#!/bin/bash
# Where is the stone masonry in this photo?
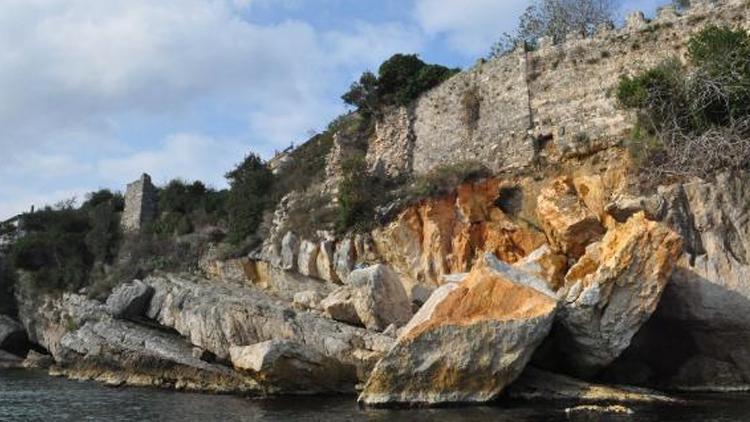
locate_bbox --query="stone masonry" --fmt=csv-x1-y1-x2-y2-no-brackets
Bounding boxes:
121,173,158,233
366,0,749,176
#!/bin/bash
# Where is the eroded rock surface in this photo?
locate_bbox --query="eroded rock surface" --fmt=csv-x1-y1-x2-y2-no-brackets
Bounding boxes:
537,176,605,259
0,315,29,356
144,274,394,382
106,280,154,319
229,339,355,393
554,213,682,375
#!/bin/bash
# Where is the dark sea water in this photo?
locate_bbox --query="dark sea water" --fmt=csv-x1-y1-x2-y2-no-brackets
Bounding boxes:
1,369,750,422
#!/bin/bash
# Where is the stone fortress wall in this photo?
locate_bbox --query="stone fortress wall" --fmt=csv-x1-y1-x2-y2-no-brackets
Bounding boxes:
367,0,750,178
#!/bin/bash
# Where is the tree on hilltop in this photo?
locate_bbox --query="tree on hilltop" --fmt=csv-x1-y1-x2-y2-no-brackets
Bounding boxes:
489,0,614,58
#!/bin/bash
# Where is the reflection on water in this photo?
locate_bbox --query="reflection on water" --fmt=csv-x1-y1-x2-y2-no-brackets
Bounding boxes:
1,369,749,421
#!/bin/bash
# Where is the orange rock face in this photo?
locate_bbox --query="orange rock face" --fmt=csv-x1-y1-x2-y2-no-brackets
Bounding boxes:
537,176,605,259
372,178,546,289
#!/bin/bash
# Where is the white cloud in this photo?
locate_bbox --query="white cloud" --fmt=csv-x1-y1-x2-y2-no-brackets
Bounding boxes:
0,0,423,219
413,0,529,56
96,133,248,189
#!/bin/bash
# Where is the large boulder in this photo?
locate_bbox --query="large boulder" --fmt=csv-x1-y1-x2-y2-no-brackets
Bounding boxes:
0,315,29,356
552,213,682,376
358,253,558,406
280,232,299,271
321,287,362,326
537,176,605,259
333,237,355,282
315,240,339,283
297,240,319,278
22,350,54,369
229,340,355,393
106,280,154,319
292,290,324,311
347,265,412,331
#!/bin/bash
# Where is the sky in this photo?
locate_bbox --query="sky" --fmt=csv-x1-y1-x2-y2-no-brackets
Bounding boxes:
0,0,665,220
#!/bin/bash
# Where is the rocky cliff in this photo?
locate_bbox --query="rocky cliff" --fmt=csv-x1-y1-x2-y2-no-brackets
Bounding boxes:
2,0,750,409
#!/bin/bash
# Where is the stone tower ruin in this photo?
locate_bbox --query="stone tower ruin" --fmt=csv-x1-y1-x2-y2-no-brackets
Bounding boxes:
121,173,158,233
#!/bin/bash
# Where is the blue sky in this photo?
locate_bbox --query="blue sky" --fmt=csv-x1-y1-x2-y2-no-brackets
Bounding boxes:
0,0,664,219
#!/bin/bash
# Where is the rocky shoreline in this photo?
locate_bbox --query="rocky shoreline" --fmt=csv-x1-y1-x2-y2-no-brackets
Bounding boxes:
0,166,742,406
1,0,750,410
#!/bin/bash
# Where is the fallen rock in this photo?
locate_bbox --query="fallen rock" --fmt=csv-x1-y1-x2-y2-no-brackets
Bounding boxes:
280,232,300,271
22,350,54,369
316,240,339,283
537,176,605,259
358,253,558,406
605,174,750,390
507,367,675,403
0,315,29,356
321,287,362,326
297,240,319,278
605,192,665,223
106,280,154,319
347,265,412,331
293,290,324,311
555,213,683,375
229,340,355,393
333,237,355,282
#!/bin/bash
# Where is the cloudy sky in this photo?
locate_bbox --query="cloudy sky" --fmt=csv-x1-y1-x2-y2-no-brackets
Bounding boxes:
0,0,664,219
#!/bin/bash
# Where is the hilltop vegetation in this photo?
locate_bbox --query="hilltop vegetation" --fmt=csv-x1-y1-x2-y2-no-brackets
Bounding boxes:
618,25,750,179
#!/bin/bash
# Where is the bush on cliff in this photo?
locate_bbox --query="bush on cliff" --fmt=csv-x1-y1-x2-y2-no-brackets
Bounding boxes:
617,25,750,179
342,54,459,117
11,205,94,291
154,179,228,236
336,154,375,233
0,258,17,316
226,153,274,245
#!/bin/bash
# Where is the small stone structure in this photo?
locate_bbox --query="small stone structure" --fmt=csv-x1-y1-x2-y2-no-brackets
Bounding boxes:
121,173,158,233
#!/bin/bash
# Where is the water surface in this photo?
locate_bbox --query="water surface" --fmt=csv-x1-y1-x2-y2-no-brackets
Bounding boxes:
1,369,749,421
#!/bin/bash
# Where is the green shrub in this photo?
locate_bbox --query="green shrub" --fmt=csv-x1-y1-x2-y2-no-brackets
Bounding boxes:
617,59,686,112
617,26,750,178
0,258,17,316
342,54,459,116
225,153,274,244
336,154,374,233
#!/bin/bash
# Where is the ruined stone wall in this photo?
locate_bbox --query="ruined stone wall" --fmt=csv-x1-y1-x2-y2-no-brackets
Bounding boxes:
412,51,532,174
371,0,750,176
366,107,414,180
121,173,158,233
